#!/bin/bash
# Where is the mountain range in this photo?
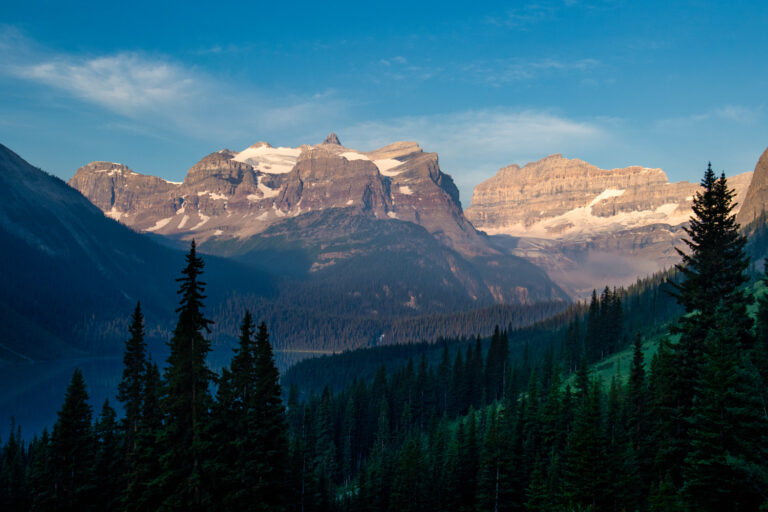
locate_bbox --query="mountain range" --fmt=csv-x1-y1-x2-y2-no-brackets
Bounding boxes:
69,133,566,310
3,134,767,361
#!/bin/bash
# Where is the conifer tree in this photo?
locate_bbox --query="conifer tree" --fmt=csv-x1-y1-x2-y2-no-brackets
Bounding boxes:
50,369,96,511
526,454,549,512
753,262,768,390
666,166,753,486
124,360,164,512
93,400,123,511
208,312,254,508
476,409,501,511
585,290,601,362
251,321,290,511
670,166,751,405
672,166,750,332
625,333,651,503
563,378,607,510
118,301,147,457
0,421,29,512
389,437,427,512
485,327,509,403
156,240,215,509
682,309,768,510
28,429,54,511
562,317,581,374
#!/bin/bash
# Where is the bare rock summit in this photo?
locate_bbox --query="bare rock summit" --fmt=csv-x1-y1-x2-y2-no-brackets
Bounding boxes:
323,132,342,145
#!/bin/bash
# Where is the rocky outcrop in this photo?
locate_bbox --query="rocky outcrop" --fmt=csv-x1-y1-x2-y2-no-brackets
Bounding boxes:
736,147,768,227
69,161,179,222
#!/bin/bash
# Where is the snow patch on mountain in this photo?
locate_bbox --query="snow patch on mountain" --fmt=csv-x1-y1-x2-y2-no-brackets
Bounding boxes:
340,151,369,161
257,177,280,198
481,201,692,239
197,191,228,200
105,207,124,221
588,188,625,206
233,145,301,174
375,158,404,176
145,217,172,232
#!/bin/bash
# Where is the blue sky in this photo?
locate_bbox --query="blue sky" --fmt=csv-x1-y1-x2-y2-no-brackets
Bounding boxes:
1,0,767,205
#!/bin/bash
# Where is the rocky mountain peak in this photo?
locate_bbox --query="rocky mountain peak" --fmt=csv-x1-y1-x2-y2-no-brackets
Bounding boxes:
248,141,273,149
466,155,753,239
323,133,342,145
68,136,491,260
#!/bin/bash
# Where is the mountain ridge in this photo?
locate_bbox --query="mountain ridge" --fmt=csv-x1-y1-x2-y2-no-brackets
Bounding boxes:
69,135,567,311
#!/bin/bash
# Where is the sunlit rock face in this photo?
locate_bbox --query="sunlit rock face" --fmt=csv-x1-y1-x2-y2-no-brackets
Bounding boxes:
69,136,482,254
466,154,751,238
737,147,768,227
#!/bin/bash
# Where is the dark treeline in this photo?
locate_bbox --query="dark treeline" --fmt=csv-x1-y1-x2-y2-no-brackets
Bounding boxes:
2,166,767,511
210,297,568,352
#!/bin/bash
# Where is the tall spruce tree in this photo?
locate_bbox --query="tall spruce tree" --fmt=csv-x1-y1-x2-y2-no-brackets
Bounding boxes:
672,166,750,329
28,429,54,511
124,360,164,512
157,240,215,510
208,311,255,508
251,321,290,511
93,400,123,511
625,333,651,504
682,305,768,509
664,165,752,486
50,369,96,511
118,301,147,458
0,421,29,512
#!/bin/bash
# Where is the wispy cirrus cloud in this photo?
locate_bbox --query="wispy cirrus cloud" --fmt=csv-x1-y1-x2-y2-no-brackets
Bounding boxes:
485,3,560,28
656,104,764,129
464,57,600,85
12,53,200,116
0,27,348,142
371,54,598,86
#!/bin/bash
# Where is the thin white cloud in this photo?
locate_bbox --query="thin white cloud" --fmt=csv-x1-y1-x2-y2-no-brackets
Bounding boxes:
465,57,600,85
0,28,348,142
13,53,199,115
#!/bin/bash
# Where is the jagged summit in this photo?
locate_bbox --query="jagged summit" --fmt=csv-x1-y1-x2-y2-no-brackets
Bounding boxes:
323,133,342,145
248,141,273,149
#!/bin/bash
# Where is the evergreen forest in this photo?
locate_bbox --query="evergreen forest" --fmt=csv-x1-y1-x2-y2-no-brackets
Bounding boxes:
1,165,767,511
